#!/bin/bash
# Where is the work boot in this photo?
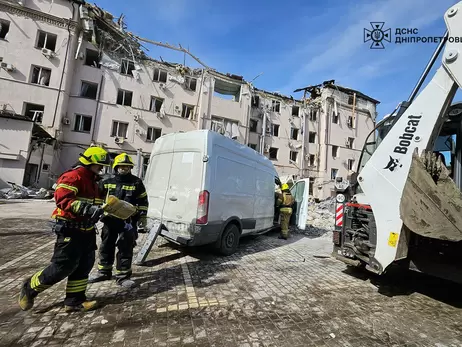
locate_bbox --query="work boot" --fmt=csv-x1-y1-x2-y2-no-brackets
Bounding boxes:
278,235,288,240
18,279,35,311
88,272,112,283
116,278,136,289
64,300,98,313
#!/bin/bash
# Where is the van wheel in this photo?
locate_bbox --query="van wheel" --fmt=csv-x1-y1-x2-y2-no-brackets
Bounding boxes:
217,224,240,256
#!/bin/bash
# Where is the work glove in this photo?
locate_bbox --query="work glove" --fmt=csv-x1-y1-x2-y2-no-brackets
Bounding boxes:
82,204,104,224
137,215,147,233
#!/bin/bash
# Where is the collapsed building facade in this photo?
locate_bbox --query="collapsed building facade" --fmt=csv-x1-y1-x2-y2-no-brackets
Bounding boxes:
0,0,379,200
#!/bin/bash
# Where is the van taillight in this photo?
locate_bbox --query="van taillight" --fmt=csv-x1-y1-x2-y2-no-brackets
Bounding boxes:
196,190,209,224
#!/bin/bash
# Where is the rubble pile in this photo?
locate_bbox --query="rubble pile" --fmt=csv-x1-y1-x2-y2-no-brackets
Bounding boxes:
0,183,54,200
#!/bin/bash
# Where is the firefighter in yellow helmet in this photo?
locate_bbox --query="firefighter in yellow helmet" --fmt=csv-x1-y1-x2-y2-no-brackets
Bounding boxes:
279,183,294,240
90,153,149,288
19,146,110,313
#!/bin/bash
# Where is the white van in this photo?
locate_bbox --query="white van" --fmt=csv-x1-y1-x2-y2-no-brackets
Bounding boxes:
143,130,279,255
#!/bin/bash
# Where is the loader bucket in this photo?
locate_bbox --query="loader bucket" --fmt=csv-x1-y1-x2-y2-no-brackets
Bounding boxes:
102,195,137,220
400,149,462,241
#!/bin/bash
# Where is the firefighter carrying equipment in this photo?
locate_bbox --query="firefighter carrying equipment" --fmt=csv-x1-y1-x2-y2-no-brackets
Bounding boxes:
102,195,137,220
19,161,105,311
78,146,111,167
91,165,149,287
51,165,106,229
112,153,134,169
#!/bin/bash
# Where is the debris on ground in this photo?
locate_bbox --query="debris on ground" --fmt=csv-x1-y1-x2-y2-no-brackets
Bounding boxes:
294,197,336,238
0,182,54,200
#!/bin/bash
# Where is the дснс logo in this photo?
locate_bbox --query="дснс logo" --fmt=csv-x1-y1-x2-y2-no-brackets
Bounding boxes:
364,22,391,49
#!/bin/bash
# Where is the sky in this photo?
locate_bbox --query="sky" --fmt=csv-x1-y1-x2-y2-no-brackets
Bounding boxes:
92,0,461,122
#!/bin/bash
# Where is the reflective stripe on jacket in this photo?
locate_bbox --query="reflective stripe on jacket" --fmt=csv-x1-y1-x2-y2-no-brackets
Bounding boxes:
100,173,149,218
51,166,103,223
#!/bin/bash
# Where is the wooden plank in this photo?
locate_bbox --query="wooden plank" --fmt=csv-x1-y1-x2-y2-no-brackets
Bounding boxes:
134,222,163,265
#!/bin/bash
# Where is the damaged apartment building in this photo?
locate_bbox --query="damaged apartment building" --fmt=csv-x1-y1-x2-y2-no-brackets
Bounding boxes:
0,0,379,199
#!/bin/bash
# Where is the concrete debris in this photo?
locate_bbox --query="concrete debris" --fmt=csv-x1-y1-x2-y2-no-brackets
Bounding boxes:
0,183,54,200
294,197,337,238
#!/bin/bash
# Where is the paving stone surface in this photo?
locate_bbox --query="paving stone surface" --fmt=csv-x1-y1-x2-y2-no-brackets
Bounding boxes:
1,200,462,347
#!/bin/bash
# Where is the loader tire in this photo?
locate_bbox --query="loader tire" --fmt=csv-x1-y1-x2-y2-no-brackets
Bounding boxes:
217,224,240,256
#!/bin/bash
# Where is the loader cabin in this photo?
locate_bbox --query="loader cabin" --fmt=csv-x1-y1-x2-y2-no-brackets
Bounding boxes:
356,102,462,192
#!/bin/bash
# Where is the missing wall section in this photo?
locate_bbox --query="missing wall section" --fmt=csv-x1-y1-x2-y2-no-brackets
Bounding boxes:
214,78,241,101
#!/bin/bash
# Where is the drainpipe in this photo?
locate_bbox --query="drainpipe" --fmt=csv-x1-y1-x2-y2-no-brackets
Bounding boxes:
196,69,205,130
91,73,105,142
51,5,75,129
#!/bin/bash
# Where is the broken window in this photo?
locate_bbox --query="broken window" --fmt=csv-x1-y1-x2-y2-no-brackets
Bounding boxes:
181,103,194,119
249,119,258,132
184,76,197,91
271,100,280,113
347,115,354,128
348,159,355,171
24,103,44,123
36,30,57,51
309,177,315,195
346,137,354,149
292,106,299,116
0,19,10,40
248,143,257,151
210,116,239,139
150,96,163,113
252,95,260,108
42,163,50,171
85,49,100,68
80,81,98,99
272,124,279,137
146,127,162,142
310,109,317,121
111,121,128,138
309,131,316,143
73,114,92,133
290,128,299,140
348,95,356,105
269,147,278,160
117,89,133,106
332,111,339,124
153,67,168,83
309,154,316,166
331,168,338,180
332,145,339,158
290,151,298,162
30,66,51,86
120,59,135,76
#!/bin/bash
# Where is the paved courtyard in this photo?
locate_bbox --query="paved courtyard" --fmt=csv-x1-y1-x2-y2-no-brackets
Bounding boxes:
1,200,462,347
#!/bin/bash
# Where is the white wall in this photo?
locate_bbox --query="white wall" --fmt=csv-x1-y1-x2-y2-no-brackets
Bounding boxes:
0,117,33,188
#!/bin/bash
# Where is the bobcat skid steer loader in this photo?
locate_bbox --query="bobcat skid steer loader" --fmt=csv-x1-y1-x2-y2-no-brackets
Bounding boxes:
333,2,462,284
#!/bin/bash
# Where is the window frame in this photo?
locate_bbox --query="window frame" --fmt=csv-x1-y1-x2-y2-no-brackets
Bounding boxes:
30,65,51,86
116,89,133,107
111,121,129,138
146,126,162,142
35,30,57,51
73,114,92,133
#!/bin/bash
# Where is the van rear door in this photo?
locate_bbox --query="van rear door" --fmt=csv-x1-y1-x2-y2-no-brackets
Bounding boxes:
161,135,205,234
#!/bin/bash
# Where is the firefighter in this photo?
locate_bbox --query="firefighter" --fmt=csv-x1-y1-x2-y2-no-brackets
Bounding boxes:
279,183,295,240
18,146,110,312
89,153,149,288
